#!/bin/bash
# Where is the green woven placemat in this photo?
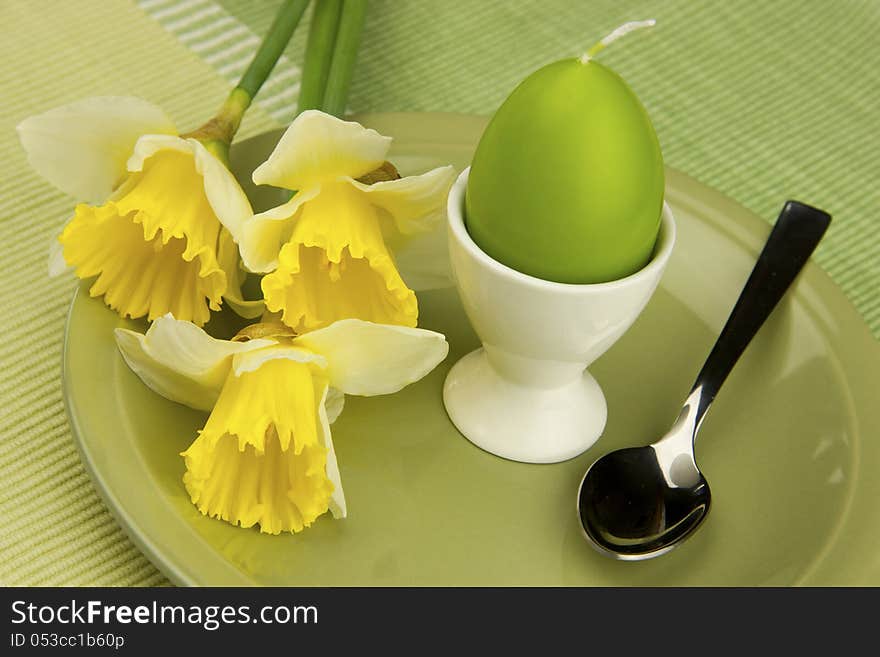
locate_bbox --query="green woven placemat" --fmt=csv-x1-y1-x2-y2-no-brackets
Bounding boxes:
1,0,877,586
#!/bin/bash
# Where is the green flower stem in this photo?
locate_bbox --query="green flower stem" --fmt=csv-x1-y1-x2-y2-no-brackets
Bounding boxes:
186,0,310,160
321,0,368,117
297,0,343,114
236,0,311,102
194,88,251,162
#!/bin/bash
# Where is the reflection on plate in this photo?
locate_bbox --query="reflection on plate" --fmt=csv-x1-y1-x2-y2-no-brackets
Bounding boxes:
64,113,880,586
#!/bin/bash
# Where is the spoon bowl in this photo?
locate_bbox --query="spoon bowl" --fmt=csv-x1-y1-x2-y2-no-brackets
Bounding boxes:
578,446,711,560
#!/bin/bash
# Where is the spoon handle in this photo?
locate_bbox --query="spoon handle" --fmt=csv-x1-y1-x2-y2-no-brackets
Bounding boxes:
690,200,831,424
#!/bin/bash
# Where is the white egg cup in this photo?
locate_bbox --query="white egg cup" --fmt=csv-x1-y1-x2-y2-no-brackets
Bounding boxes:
443,168,676,464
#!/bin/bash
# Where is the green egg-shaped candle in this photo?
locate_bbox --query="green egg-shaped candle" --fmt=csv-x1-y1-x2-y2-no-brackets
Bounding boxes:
466,21,664,284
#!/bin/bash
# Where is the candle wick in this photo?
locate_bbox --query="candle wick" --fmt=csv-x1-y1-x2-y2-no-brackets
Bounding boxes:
579,19,656,64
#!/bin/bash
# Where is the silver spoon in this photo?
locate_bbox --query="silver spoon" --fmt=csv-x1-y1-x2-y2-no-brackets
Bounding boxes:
578,200,831,560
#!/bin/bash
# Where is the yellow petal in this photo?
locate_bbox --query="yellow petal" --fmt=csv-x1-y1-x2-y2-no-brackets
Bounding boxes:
181,357,335,534
262,182,418,332
60,149,227,326
17,96,175,203
252,110,390,190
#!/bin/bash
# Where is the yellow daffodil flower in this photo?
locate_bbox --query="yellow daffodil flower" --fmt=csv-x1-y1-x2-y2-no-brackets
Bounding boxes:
115,314,449,534
18,96,261,326
239,110,456,332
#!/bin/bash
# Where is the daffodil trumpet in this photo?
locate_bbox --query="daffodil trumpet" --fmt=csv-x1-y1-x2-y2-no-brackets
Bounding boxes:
18,0,310,326
239,110,457,333
114,314,449,534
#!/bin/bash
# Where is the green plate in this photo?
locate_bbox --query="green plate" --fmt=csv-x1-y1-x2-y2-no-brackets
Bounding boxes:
63,113,880,586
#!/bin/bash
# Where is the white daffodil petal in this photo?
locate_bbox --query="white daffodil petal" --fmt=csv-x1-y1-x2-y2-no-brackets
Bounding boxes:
188,139,253,242
393,223,454,291
17,96,176,203
294,319,449,396
239,188,318,273
232,345,328,377
47,234,70,277
252,110,391,190
349,165,456,236
217,228,264,319
114,314,274,411
115,329,216,411
325,387,345,424
318,384,346,518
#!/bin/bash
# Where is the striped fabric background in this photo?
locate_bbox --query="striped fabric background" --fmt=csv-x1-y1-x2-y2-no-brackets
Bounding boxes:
141,0,304,124
0,0,877,585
